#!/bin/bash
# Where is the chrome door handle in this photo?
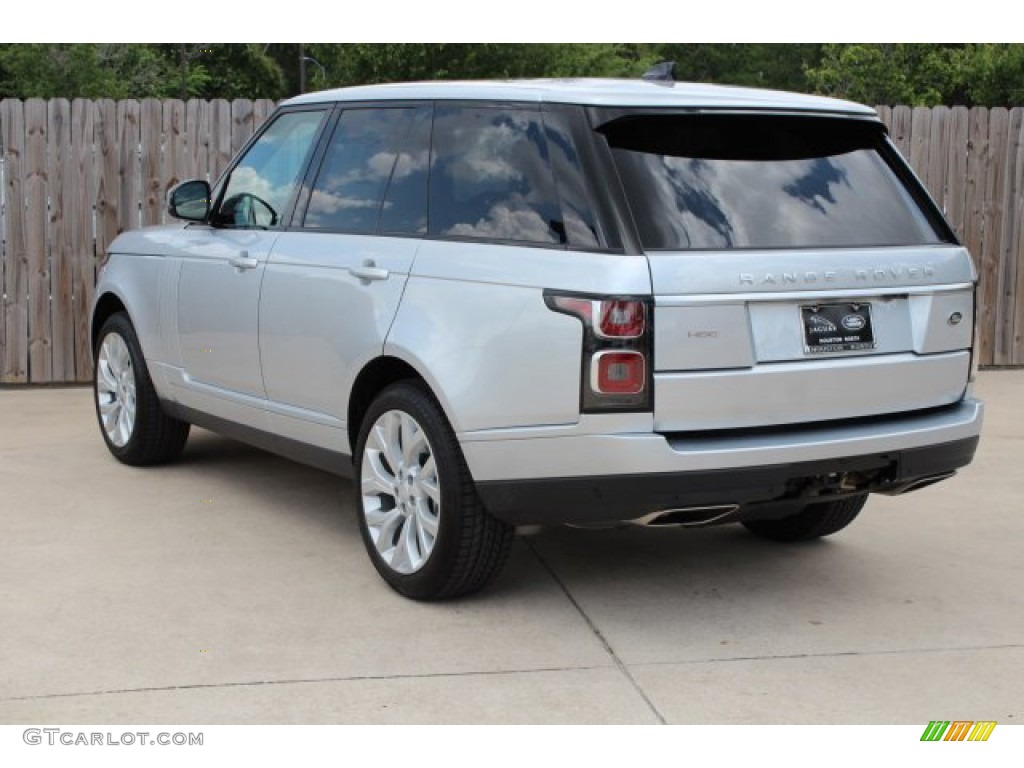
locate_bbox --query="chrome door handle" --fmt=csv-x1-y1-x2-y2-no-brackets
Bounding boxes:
229,253,259,271
349,262,390,282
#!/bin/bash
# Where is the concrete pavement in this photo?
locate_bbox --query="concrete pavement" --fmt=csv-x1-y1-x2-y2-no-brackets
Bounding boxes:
1,372,1021,724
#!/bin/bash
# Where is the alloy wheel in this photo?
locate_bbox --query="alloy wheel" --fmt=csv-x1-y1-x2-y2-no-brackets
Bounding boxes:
360,409,441,574
95,332,137,447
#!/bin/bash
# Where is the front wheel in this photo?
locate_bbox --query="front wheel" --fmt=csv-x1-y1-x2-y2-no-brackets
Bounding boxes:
94,312,190,465
741,494,867,542
354,382,512,600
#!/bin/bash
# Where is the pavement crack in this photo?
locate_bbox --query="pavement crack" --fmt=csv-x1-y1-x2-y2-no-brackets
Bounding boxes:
0,665,612,704
524,538,667,725
631,642,1024,668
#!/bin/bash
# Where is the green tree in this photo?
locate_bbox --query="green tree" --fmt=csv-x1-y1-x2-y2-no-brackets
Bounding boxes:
960,44,1024,105
806,44,963,106
0,43,287,100
652,43,822,91
159,44,286,100
264,43,652,95
0,44,177,98
4,43,1019,105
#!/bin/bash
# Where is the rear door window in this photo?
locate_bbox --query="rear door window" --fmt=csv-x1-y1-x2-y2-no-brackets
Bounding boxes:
378,106,432,235
303,107,421,232
602,114,946,250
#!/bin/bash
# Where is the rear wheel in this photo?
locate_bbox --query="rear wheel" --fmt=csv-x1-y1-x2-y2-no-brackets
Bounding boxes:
355,381,512,600
94,312,190,465
741,494,867,542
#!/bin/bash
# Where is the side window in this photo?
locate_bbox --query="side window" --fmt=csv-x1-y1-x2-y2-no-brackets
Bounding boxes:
542,109,601,249
429,106,565,246
213,110,326,229
378,107,432,235
304,108,419,232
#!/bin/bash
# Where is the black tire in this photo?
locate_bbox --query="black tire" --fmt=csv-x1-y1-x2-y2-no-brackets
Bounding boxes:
741,494,867,542
93,312,190,466
354,381,512,600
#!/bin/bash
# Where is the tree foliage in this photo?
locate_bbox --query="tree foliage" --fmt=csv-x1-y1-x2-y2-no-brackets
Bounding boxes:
806,44,961,106
654,44,823,92
1,43,1022,106
807,43,1024,106
0,44,179,99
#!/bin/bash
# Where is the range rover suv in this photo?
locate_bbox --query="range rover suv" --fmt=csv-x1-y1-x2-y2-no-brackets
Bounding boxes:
90,77,983,599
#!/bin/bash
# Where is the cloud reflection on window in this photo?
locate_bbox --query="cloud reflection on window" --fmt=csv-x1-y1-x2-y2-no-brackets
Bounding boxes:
430,107,563,244
304,108,419,232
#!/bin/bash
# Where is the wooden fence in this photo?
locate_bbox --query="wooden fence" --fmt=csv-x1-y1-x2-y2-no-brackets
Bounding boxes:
877,106,1024,369
0,100,1022,383
0,98,276,383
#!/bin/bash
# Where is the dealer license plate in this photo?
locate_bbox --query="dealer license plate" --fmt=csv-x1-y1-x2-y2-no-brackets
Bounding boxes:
801,303,876,354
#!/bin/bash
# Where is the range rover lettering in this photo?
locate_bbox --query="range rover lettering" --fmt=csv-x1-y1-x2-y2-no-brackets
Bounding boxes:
90,73,983,600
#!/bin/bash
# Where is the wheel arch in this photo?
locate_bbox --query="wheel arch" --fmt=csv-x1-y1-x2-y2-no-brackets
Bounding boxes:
91,291,129,357
347,354,457,455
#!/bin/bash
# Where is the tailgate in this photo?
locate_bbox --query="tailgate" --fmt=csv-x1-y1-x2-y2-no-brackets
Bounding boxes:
649,246,976,431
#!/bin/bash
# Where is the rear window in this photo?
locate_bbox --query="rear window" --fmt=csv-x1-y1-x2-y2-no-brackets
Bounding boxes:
601,114,945,251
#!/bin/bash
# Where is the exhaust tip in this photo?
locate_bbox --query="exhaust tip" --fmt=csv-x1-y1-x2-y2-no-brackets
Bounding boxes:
881,471,957,496
630,504,740,528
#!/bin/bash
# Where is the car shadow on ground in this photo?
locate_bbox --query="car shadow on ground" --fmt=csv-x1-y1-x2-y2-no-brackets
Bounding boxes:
160,430,881,611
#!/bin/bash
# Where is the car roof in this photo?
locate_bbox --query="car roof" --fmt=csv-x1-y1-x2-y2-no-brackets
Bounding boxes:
282,78,877,117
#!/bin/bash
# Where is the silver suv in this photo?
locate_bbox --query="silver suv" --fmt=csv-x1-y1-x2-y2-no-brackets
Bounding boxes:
90,77,983,599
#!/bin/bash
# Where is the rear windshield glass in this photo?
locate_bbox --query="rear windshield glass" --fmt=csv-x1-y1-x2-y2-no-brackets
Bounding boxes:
601,114,944,251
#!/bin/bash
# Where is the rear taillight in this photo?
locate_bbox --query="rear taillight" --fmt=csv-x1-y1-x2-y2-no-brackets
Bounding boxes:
592,351,646,394
597,300,645,339
545,293,652,412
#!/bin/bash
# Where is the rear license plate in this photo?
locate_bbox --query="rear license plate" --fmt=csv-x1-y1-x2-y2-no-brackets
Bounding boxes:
801,303,875,354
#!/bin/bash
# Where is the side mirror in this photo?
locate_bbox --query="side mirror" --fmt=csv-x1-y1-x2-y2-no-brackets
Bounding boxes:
168,180,212,222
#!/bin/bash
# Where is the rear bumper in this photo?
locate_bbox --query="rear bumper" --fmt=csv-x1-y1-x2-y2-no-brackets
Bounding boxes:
466,399,983,525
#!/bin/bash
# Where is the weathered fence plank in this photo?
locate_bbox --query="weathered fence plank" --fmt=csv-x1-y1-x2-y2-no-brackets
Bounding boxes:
185,99,210,184
254,99,276,132
117,100,140,234
945,106,969,237
991,108,1015,366
910,107,932,189
965,108,994,365
982,109,1011,366
94,100,120,272
210,98,232,182
890,106,913,162
876,105,891,131
70,99,95,381
24,99,51,382
163,99,187,208
141,99,163,227
1008,109,1024,365
48,98,75,382
1,99,29,382
230,98,254,159
925,105,950,209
